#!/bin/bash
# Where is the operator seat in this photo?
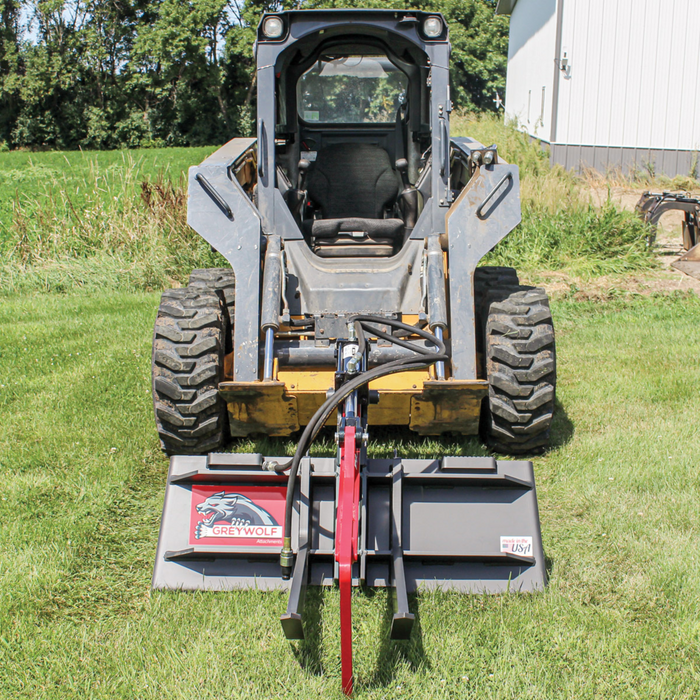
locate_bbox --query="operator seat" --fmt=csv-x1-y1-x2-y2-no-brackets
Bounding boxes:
304,143,404,257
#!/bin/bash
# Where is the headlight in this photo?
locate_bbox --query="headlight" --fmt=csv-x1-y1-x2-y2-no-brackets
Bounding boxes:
262,16,284,39
482,150,495,165
423,16,443,39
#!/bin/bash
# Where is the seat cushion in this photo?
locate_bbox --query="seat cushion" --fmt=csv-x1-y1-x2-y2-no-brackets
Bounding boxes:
309,217,405,241
307,143,401,219
313,244,395,258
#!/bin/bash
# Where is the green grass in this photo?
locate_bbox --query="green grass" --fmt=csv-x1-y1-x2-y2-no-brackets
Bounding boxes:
0,147,215,236
2,289,700,698
0,147,226,294
452,114,657,278
0,119,659,295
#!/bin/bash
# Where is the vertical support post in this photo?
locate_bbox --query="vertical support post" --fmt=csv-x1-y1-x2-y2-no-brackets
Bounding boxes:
261,234,282,381
263,328,275,381
281,457,312,640
434,327,445,380
390,462,414,640
429,44,452,233
426,234,447,379
255,56,277,234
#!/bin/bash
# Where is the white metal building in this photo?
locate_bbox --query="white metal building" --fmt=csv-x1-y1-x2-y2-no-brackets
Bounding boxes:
496,0,700,177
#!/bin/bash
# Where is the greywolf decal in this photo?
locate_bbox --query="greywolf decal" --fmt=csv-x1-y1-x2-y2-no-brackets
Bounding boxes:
194,492,279,539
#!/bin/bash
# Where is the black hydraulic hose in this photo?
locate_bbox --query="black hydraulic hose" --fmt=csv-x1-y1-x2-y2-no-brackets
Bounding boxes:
279,315,448,578
289,318,315,327
368,326,435,355
351,315,447,353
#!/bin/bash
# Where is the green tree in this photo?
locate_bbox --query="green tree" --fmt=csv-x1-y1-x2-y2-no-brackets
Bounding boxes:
0,0,22,146
0,0,507,150
295,0,508,112
13,0,88,147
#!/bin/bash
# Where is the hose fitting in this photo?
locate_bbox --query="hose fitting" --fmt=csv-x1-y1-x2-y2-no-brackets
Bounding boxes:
346,352,362,374
280,537,294,580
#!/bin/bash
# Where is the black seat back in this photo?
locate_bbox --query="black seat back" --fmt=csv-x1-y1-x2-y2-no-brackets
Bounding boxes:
307,143,401,219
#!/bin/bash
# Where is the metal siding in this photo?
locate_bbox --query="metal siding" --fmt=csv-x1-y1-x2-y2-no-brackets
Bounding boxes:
635,1,660,149
669,0,690,152
584,0,617,144
676,152,694,178
649,3,674,149
551,144,697,177
557,0,589,145
607,0,631,149
548,0,700,154
580,145,595,169
592,146,608,173
503,0,557,141
620,147,636,174
676,1,700,159
620,0,648,150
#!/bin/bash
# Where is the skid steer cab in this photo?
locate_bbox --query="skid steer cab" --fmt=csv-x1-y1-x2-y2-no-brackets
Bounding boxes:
151,9,555,695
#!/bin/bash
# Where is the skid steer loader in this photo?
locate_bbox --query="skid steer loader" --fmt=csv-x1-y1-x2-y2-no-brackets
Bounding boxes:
151,10,556,695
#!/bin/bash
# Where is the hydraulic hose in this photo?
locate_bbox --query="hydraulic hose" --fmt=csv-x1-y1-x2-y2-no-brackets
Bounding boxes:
280,315,448,578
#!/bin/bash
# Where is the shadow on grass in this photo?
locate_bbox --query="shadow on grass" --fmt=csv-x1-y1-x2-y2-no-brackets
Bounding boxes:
291,587,326,676
544,553,555,582
291,587,430,688
226,402,572,460
547,398,574,451
361,591,429,691
229,426,488,460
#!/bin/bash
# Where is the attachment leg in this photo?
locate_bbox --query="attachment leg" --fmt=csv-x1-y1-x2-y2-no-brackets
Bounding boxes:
336,424,359,696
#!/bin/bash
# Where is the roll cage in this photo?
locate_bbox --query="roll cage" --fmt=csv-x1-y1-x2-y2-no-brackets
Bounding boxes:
254,9,453,240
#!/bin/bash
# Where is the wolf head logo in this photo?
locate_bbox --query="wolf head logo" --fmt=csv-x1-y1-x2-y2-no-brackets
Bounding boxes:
195,492,278,528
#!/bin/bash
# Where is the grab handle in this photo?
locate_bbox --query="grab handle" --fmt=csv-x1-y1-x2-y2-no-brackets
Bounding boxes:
476,171,513,219
258,120,267,180
439,120,449,177
195,174,233,220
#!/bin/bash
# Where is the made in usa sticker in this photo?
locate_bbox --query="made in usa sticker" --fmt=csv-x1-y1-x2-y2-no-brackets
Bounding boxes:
500,536,533,556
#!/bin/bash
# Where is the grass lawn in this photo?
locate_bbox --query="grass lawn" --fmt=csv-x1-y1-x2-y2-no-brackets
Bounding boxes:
1,289,700,698
0,147,216,240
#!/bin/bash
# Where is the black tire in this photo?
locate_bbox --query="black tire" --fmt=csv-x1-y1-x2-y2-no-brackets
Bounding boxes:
152,287,229,456
474,266,520,349
479,285,556,455
474,265,519,291
188,268,235,330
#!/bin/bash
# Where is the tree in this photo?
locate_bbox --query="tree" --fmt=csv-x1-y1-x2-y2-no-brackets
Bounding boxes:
0,0,508,149
0,0,22,145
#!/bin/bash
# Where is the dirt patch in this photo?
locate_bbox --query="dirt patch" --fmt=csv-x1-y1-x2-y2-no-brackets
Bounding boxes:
522,267,700,302
522,179,700,299
583,184,698,254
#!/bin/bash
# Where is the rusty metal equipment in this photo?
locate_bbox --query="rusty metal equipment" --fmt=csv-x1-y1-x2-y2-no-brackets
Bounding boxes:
636,191,700,279
151,9,556,695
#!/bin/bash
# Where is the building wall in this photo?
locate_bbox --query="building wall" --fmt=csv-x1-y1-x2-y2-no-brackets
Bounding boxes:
501,0,700,177
502,0,558,142
556,0,700,154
